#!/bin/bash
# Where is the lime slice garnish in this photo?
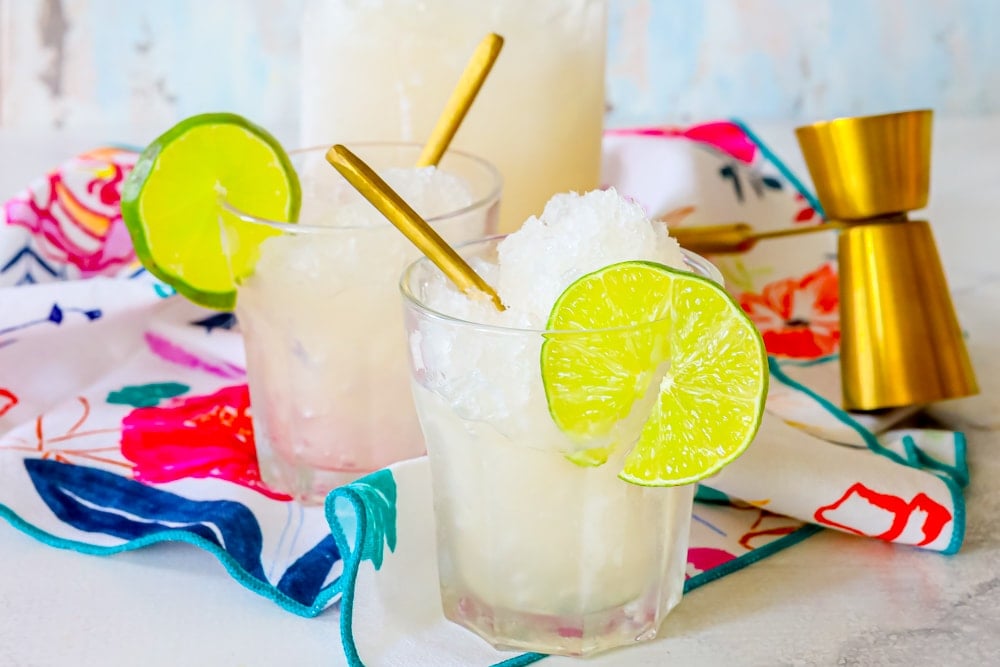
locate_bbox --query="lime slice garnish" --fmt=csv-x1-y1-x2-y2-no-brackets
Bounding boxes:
121,113,300,310
541,260,768,486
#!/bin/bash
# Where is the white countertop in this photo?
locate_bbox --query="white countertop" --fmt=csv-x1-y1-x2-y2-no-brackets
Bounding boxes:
1,118,999,666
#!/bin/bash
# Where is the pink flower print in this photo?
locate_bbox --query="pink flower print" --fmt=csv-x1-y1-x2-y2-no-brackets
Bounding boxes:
5,148,138,276
606,121,758,163
739,264,840,359
682,121,759,163
687,547,736,578
120,384,291,501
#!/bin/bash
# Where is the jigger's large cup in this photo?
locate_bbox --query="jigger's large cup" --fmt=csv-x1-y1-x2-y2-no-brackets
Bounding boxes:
220,143,500,504
400,237,724,656
836,219,977,410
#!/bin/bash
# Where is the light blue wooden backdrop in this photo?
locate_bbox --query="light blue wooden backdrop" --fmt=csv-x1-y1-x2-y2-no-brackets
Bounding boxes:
1,0,997,133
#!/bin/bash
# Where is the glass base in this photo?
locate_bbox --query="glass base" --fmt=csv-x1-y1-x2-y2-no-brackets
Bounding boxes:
442,589,670,657
259,455,370,506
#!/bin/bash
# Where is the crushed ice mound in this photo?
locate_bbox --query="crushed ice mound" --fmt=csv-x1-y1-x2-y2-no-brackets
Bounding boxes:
297,158,474,228
423,188,686,329
497,188,685,325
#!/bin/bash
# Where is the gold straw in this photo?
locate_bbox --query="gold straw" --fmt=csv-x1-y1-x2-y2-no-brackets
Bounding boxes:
416,33,504,167
667,221,846,254
326,144,505,311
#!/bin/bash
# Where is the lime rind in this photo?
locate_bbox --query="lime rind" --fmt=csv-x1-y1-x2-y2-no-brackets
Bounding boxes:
619,282,768,486
540,261,768,486
120,112,300,311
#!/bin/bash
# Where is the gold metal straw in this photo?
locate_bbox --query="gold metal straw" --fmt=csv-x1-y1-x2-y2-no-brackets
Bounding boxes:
416,33,504,167
326,144,505,310
668,220,846,254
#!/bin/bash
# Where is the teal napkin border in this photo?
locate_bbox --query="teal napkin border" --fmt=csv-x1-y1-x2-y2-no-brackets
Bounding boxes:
0,494,341,618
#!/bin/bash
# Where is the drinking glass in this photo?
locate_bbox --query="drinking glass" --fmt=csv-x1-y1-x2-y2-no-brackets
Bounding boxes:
220,143,500,504
400,237,721,655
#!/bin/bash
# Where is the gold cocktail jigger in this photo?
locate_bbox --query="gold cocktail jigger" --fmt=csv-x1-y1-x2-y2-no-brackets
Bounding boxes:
796,109,978,411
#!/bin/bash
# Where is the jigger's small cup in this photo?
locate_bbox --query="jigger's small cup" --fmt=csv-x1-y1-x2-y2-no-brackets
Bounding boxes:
796,109,978,411
796,109,932,220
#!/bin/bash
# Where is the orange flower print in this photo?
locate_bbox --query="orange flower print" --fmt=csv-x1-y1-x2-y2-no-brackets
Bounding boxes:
739,264,840,359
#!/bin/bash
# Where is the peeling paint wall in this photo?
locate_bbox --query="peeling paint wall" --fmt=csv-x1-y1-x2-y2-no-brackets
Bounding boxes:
0,0,996,134
0,0,305,132
606,0,1000,125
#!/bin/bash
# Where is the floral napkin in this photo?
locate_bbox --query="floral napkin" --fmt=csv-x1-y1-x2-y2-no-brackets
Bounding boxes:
0,123,970,665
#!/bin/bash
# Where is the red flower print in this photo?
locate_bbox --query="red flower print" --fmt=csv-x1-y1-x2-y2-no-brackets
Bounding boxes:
815,482,951,547
793,193,819,224
0,388,17,418
120,384,291,501
739,264,840,358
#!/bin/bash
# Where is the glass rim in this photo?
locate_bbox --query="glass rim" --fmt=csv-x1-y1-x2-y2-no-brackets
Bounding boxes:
399,234,726,336
218,141,503,234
